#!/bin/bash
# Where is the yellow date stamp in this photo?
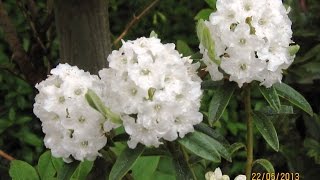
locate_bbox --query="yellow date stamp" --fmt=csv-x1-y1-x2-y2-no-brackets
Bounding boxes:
251,173,300,180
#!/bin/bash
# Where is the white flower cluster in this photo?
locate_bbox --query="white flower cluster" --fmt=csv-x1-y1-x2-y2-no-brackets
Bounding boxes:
33,64,118,162
205,168,246,180
99,37,203,148
200,0,294,87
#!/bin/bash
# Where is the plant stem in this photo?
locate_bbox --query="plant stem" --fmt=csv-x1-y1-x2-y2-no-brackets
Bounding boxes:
244,84,253,179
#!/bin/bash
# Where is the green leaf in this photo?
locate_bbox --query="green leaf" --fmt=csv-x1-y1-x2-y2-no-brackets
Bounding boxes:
9,108,16,121
253,112,279,151
150,31,158,38
178,131,221,162
0,119,13,134
229,142,246,155
16,116,32,125
258,86,281,112
176,40,194,57
295,44,320,64
196,19,220,64
22,132,43,147
57,161,80,180
85,89,108,116
208,83,236,125
194,123,230,146
204,0,217,9
132,156,160,180
156,157,176,178
9,160,40,180
253,159,275,173
109,144,145,180
274,83,313,116
195,9,214,20
70,160,94,180
168,143,194,180
85,89,121,124
289,44,300,56
261,105,294,115
37,151,56,180
51,156,64,173
304,138,320,164
153,171,176,180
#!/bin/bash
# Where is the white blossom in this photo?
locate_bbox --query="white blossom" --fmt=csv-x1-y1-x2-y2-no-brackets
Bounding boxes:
33,63,118,162
205,168,230,180
99,37,203,148
234,175,246,180
205,168,246,180
200,0,294,87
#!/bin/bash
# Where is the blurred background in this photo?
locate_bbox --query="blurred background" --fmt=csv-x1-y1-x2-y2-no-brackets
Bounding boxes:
0,0,319,179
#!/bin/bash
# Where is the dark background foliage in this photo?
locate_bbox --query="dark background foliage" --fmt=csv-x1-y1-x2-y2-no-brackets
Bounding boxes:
0,0,319,179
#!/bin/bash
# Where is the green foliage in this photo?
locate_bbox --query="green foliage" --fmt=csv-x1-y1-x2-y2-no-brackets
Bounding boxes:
274,83,313,116
109,144,145,180
208,83,236,126
132,156,160,180
178,131,231,162
253,159,275,173
258,86,281,113
37,151,56,180
253,112,279,151
9,160,40,180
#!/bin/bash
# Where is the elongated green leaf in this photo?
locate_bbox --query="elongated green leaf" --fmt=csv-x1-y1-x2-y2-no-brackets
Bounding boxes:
178,131,221,162
85,89,121,124
258,86,281,112
261,105,294,115
85,89,106,116
171,145,193,180
229,142,246,155
70,160,94,180
9,160,40,180
109,144,145,180
274,83,313,116
132,156,160,180
176,40,194,57
204,0,217,9
295,44,320,64
253,159,275,173
195,9,214,20
194,123,230,146
57,161,80,180
289,44,300,56
37,151,56,180
197,19,219,64
51,156,64,173
149,31,158,38
153,171,176,180
253,112,279,151
208,83,236,125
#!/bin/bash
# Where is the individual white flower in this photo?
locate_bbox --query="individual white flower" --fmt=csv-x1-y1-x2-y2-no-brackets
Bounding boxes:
99,37,203,148
199,0,294,87
205,168,230,180
205,168,246,180
34,63,118,162
234,175,246,180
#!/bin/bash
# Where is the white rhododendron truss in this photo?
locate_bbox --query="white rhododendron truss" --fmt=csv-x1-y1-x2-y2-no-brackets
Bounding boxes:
199,0,296,87
33,64,118,162
99,37,203,148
